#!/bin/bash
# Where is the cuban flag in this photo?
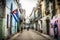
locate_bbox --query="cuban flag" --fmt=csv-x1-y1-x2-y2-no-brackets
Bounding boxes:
12,9,19,22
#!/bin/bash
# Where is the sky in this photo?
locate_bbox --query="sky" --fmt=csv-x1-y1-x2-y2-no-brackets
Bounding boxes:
19,0,38,18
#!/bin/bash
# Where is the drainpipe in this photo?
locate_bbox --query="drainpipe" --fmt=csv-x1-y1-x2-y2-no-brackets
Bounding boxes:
10,3,13,35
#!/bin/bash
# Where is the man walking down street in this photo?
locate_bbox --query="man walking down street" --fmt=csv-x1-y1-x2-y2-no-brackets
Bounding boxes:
54,21,58,40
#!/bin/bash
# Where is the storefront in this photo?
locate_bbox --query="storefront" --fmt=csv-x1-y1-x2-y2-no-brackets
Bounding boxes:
50,15,60,36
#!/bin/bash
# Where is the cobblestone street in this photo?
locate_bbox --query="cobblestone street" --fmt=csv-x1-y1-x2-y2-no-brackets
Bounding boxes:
9,30,53,40
0,0,60,40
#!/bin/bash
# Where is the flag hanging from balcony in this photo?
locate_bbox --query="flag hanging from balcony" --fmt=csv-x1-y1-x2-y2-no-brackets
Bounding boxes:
12,9,19,22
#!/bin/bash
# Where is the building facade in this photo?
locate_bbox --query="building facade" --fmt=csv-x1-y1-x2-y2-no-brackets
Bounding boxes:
0,0,22,39
30,0,60,37
0,0,6,40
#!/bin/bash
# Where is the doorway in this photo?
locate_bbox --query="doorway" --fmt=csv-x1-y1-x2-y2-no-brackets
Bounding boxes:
46,17,50,35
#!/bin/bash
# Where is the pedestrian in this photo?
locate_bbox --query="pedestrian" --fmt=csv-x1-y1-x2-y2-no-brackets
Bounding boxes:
28,27,30,31
21,22,23,33
54,21,58,40
21,26,23,33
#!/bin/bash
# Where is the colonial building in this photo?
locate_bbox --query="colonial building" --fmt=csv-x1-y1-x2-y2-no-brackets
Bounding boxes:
29,0,58,36
0,0,22,39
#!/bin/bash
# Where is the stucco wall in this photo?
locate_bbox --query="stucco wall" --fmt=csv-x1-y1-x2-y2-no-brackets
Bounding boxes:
42,20,46,34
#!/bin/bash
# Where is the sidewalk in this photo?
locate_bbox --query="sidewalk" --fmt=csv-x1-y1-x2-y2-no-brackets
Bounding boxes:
8,32,20,40
35,31,60,40
32,30,54,40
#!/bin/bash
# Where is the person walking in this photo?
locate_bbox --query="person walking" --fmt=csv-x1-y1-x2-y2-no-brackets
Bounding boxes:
54,21,58,40
21,22,23,33
27,27,30,31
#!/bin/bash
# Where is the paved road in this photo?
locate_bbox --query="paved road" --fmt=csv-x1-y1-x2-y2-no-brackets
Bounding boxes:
9,30,51,40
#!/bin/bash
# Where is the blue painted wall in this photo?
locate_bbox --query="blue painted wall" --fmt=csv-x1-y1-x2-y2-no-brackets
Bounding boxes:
6,0,19,36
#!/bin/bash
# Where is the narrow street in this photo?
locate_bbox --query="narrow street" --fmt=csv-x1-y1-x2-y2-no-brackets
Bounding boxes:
0,0,60,40
9,29,52,40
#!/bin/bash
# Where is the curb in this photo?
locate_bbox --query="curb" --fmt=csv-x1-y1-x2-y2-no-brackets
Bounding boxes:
8,32,20,40
32,30,53,40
